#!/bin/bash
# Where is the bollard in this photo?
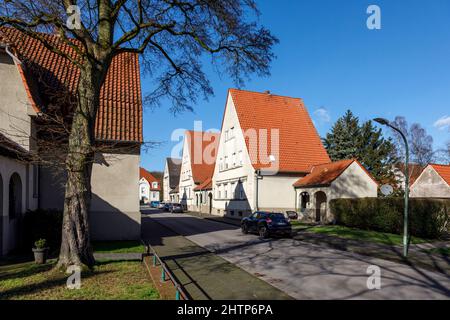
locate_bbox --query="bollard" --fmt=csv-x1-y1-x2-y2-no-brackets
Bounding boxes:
161,268,166,282
175,289,181,300
153,254,157,267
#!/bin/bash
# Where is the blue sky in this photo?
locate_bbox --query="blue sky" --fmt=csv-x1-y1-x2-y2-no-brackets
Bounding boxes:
140,0,450,172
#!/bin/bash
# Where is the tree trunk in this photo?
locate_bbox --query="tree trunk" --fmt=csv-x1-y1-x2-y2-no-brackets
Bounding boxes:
56,61,103,269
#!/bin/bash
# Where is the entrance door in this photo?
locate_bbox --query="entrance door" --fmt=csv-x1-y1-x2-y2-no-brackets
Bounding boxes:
315,191,327,223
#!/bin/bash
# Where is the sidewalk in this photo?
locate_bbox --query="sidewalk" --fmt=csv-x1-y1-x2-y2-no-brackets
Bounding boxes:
141,216,292,300
294,230,450,275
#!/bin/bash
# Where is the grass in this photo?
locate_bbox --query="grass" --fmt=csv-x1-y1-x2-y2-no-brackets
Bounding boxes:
0,260,159,300
303,225,429,246
92,241,146,253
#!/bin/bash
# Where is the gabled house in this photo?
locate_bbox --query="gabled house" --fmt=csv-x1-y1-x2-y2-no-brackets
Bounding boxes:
293,159,378,222
163,157,181,202
212,89,331,218
179,130,219,211
0,27,143,250
139,168,161,204
392,163,425,191
410,164,450,198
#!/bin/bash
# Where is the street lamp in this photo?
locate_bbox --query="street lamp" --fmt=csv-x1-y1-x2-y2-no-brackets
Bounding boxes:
374,118,410,257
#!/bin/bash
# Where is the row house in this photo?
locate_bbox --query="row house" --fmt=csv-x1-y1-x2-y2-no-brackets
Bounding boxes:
0,27,142,255
410,163,450,198
179,130,219,211
163,157,181,202
139,167,161,203
211,89,332,218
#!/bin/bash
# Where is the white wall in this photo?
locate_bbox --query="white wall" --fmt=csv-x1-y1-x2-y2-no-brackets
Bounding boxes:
163,160,170,202
212,92,256,217
258,174,301,212
330,162,378,199
0,155,29,255
0,52,36,151
179,136,196,209
411,166,450,198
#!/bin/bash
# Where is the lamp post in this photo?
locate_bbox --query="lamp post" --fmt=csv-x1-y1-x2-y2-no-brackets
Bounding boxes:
374,118,410,257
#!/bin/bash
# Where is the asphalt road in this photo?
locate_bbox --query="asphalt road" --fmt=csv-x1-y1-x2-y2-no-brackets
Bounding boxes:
144,211,450,300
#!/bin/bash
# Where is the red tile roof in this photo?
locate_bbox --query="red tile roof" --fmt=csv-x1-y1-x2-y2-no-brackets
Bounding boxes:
430,164,450,186
394,163,425,185
194,177,212,191
140,168,161,191
186,130,220,185
293,159,378,187
0,27,143,143
229,89,330,173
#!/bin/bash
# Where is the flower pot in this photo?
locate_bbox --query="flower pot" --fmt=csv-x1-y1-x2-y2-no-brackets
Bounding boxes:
32,248,49,264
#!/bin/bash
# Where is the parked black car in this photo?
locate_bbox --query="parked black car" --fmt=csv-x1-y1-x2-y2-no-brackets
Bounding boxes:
164,203,172,212
171,203,183,213
241,211,292,239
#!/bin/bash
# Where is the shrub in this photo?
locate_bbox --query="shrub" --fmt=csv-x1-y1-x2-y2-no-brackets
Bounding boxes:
34,238,47,249
23,209,63,253
330,198,450,239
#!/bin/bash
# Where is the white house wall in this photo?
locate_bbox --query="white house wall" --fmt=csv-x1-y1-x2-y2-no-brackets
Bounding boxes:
258,175,300,212
410,166,450,198
179,136,196,210
330,162,378,199
0,52,35,151
0,155,30,255
212,92,256,217
163,160,170,202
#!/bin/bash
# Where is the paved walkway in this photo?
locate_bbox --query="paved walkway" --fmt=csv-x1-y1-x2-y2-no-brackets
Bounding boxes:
141,215,292,300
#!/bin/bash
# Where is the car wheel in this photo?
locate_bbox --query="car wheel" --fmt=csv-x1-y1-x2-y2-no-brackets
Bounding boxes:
259,226,268,239
241,224,248,234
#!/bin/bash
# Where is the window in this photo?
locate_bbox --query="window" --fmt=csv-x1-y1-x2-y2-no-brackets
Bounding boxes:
152,182,158,188
230,210,235,216
238,211,243,217
239,182,246,200
219,158,223,171
231,182,236,199
232,153,236,167
225,156,229,169
224,184,228,199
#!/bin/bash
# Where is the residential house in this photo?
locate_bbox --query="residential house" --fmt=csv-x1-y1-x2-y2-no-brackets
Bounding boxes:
179,130,219,211
212,89,331,218
0,27,143,252
410,164,450,198
293,159,378,223
163,157,181,202
139,168,161,203
392,163,425,191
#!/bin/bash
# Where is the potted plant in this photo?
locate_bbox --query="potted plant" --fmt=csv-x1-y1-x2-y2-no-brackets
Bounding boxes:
32,238,49,264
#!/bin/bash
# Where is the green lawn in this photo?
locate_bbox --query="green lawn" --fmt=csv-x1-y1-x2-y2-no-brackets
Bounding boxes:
303,225,429,246
0,260,159,300
92,241,146,253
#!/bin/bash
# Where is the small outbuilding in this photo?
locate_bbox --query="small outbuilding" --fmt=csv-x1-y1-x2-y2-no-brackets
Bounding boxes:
410,164,450,198
293,159,378,223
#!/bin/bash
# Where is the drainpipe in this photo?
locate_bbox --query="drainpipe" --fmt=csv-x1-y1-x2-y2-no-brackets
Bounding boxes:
255,170,262,211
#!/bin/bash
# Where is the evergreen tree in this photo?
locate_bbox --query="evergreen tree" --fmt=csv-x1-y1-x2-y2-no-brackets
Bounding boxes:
324,110,398,185
323,110,361,161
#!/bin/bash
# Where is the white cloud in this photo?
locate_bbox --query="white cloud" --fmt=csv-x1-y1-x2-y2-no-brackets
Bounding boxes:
313,107,331,124
433,115,450,130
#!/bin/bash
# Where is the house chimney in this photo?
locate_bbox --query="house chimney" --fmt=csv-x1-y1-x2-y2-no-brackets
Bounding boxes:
264,90,271,95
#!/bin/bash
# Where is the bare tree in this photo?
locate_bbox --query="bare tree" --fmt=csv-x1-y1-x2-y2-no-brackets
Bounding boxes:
0,0,277,268
391,116,434,166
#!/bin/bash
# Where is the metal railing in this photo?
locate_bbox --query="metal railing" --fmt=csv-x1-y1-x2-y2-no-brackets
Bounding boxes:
143,242,190,300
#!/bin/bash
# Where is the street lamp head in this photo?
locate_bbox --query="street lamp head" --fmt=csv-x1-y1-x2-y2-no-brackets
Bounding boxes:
373,118,390,126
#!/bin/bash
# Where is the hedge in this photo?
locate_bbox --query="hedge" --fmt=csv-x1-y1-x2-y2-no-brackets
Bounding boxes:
330,198,450,239
23,209,63,253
